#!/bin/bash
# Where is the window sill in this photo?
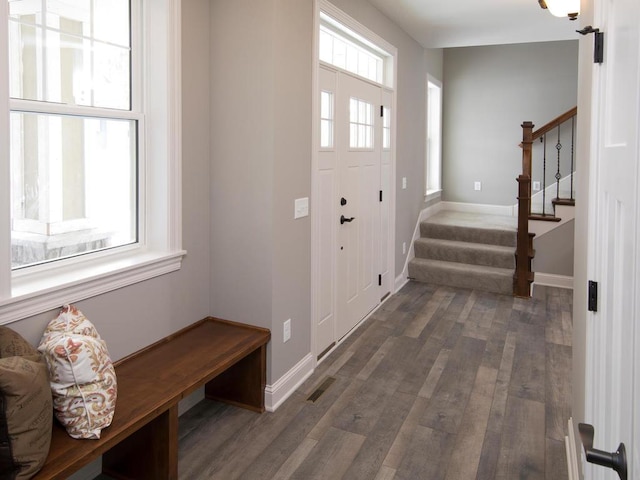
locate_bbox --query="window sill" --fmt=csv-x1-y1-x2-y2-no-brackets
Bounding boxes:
425,189,442,203
0,249,186,325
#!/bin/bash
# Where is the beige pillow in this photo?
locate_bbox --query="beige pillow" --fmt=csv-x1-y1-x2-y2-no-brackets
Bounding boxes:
0,326,53,479
38,305,117,440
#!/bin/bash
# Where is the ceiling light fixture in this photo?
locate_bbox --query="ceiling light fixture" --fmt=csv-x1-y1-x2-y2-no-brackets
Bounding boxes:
538,0,579,20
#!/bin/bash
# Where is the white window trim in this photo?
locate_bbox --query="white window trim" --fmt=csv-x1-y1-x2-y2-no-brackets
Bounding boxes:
425,74,442,198
0,0,184,325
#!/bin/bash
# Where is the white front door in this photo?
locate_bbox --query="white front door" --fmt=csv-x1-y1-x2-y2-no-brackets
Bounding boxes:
584,0,640,477
336,73,381,340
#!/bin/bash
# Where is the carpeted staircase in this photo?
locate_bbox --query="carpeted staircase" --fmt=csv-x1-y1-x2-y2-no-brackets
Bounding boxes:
408,211,517,295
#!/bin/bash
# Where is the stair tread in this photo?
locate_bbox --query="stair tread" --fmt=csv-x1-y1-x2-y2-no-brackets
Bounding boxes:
414,237,515,253
409,258,513,276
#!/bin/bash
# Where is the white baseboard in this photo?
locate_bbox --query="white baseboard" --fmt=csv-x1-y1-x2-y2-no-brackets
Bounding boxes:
566,417,580,480
395,274,409,292
533,273,573,290
265,353,314,412
440,201,515,216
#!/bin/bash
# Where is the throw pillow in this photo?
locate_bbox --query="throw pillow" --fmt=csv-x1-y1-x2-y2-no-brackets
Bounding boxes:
38,305,117,440
0,326,53,480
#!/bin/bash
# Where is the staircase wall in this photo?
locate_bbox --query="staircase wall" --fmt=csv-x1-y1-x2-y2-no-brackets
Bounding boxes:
532,219,575,277
442,41,578,206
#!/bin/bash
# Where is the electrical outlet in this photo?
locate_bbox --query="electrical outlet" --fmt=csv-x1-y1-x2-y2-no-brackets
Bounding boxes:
283,319,291,343
402,242,407,254
532,181,541,191
474,181,482,191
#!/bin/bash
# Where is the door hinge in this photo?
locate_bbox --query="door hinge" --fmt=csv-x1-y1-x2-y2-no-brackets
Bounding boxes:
378,274,382,286
380,105,384,117
588,280,598,312
379,190,383,202
576,26,604,64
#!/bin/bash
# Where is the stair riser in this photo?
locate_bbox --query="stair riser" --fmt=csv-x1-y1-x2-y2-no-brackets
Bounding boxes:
408,261,513,295
414,241,515,269
420,223,516,247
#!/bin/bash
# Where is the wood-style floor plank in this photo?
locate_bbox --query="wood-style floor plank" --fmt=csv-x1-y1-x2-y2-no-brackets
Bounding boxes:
176,282,572,480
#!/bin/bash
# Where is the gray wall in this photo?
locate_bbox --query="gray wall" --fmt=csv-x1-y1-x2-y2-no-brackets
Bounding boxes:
209,0,312,383
442,41,578,205
8,0,212,361
532,220,574,276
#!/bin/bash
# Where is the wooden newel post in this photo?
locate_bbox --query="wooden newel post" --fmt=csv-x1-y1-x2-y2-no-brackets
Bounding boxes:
514,175,533,297
521,121,534,218
521,121,534,177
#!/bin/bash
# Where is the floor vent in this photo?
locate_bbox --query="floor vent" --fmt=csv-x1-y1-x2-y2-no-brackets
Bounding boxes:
307,376,336,403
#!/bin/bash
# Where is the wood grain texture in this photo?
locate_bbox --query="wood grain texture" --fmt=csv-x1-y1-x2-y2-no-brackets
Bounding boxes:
178,283,571,479
35,318,270,480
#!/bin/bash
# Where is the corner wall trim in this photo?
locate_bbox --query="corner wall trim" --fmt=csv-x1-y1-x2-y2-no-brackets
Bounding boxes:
566,417,580,480
533,273,574,290
265,353,315,412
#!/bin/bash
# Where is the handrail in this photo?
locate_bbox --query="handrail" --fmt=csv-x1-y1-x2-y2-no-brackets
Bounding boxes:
515,106,577,297
532,106,577,141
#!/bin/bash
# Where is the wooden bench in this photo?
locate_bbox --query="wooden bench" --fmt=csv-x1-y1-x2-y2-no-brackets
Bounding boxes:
33,317,270,480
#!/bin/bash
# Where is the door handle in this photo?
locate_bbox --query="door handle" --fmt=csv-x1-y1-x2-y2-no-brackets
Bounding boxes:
340,215,355,225
578,423,627,480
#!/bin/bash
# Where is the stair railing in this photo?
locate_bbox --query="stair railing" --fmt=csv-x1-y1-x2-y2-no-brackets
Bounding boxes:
514,107,577,297
527,106,578,218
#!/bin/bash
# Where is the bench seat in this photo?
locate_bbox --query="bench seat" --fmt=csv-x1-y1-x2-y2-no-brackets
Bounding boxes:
33,317,270,480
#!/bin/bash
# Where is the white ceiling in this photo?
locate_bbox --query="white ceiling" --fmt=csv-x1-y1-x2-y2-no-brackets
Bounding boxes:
366,0,580,48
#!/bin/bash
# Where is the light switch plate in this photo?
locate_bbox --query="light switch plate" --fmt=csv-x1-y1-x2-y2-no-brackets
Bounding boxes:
294,197,309,219
283,319,291,342
474,181,482,191
402,177,407,189
532,181,541,191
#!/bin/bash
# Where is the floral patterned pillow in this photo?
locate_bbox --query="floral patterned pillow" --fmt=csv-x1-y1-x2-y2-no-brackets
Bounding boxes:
38,305,117,440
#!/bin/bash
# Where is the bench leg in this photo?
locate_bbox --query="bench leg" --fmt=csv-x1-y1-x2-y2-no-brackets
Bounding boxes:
103,404,179,480
205,345,267,412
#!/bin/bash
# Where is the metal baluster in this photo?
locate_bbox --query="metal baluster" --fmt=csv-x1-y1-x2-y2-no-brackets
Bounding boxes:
571,116,575,201
542,134,547,216
556,125,562,202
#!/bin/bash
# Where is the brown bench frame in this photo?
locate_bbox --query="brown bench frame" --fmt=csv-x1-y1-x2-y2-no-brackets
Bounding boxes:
33,317,271,480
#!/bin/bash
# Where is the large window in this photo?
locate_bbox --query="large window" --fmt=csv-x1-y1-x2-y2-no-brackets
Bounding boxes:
0,0,183,323
426,76,442,197
9,0,137,269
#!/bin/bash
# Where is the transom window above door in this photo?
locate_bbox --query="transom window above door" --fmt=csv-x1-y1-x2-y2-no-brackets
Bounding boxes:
318,11,393,88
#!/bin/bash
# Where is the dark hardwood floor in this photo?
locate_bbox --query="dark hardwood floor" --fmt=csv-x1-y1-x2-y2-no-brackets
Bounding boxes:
177,281,572,479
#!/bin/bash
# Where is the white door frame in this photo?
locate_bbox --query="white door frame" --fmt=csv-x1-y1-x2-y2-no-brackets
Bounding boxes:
311,0,397,362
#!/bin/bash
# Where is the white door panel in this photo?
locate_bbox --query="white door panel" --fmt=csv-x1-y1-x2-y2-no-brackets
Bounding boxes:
336,73,381,340
585,0,640,478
